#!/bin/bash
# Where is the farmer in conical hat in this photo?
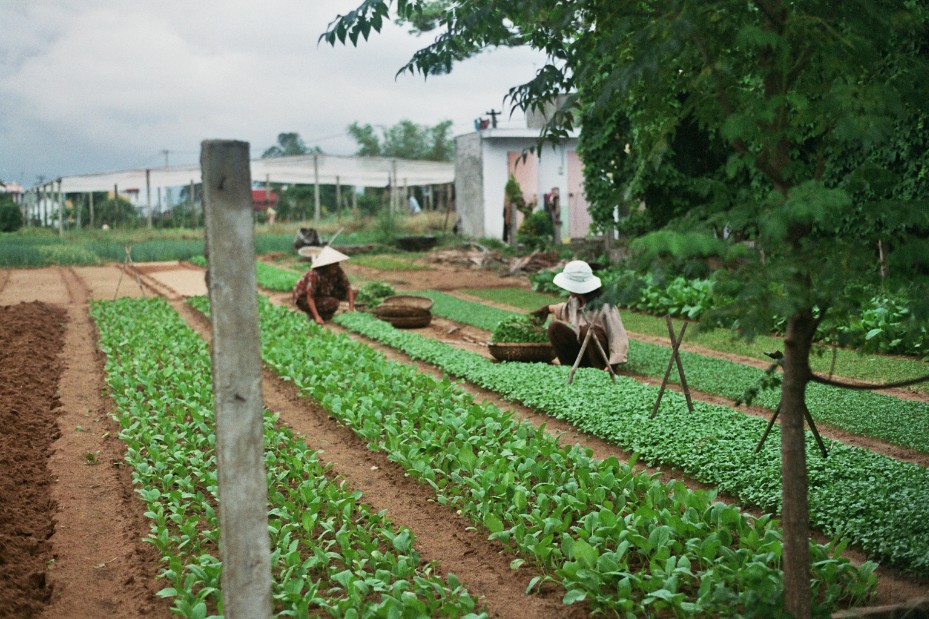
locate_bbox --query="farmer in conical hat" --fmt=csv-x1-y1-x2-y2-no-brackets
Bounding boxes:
529,260,628,370
292,246,356,325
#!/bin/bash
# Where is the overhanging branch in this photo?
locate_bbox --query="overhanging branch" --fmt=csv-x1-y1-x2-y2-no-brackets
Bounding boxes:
809,372,929,391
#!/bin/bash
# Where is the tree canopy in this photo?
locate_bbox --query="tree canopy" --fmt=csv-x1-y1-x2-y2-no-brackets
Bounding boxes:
347,119,454,161
261,132,322,158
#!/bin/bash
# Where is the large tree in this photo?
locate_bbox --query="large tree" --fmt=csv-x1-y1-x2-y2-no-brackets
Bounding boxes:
347,119,454,161
261,132,322,158
324,2,929,616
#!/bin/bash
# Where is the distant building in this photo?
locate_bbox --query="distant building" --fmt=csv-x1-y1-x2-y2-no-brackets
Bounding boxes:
455,98,590,241
0,181,25,205
251,188,278,211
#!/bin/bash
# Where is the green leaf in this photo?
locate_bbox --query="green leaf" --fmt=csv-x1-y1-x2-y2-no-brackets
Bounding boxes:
570,538,598,568
457,444,477,469
563,588,587,605
484,513,504,534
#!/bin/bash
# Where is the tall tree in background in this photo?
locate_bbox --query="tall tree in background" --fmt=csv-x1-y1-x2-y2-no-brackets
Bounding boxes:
260,132,325,221
347,119,454,161
261,132,322,158
325,2,929,616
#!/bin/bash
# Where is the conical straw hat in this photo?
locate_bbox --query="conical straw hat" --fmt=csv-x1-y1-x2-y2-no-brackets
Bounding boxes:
311,245,350,269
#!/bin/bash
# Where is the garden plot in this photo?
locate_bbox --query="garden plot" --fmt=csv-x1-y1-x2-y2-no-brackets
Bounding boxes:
187,294,879,616
92,297,484,617
2,262,927,617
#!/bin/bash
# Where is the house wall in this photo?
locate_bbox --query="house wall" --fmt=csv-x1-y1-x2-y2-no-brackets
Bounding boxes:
566,150,591,237
480,138,524,239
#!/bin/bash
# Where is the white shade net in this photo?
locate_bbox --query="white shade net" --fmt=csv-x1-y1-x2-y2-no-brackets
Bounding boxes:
53,154,454,193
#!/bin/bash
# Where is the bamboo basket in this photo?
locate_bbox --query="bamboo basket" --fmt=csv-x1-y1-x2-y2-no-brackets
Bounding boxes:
487,342,556,363
373,304,433,329
379,295,434,311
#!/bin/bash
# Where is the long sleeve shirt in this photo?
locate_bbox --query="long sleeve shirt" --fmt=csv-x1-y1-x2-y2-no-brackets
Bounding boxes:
552,296,629,365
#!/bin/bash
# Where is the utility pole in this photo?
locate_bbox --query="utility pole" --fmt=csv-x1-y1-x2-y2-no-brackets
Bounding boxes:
485,109,501,128
164,150,173,212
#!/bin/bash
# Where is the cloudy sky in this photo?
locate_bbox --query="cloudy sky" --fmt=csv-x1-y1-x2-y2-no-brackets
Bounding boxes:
0,1,546,188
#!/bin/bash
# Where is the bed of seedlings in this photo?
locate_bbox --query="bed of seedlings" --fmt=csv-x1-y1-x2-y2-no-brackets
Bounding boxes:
90,297,483,617
383,290,929,455
334,311,929,577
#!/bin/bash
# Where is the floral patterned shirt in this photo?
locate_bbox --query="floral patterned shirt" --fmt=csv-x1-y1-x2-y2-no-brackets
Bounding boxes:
292,267,351,304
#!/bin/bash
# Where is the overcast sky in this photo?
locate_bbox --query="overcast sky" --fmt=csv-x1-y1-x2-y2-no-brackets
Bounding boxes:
0,0,547,188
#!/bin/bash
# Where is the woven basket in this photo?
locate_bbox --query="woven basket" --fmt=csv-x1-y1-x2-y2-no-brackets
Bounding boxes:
297,246,323,261
382,313,433,329
373,304,433,329
380,295,434,311
396,235,438,251
487,342,556,363
374,305,430,319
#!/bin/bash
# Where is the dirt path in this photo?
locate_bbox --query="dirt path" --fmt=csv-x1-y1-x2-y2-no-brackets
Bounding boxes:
0,267,169,619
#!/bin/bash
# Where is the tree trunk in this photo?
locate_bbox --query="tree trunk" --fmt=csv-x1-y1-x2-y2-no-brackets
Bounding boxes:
780,310,817,619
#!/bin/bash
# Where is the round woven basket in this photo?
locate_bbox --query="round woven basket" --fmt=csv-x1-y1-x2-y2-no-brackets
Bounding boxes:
374,305,431,319
373,304,432,329
487,342,556,363
382,313,433,329
297,246,323,261
380,295,434,311
396,235,438,251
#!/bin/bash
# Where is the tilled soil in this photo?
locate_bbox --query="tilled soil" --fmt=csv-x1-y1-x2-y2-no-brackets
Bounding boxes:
0,262,926,616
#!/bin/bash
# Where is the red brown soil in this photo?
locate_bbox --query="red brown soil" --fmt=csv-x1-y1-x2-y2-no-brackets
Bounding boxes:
0,302,64,618
1,260,926,616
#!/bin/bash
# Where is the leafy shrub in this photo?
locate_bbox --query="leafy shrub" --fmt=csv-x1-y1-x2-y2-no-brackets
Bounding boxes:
516,210,554,250
490,316,548,343
0,196,23,232
528,269,571,296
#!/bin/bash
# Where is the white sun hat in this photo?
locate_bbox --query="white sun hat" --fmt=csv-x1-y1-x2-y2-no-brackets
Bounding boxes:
311,246,350,269
553,260,602,294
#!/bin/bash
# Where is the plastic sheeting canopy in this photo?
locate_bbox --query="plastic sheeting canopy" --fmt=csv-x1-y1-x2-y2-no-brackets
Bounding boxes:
52,153,454,193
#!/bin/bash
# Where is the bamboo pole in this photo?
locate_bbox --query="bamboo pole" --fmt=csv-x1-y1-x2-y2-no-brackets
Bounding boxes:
57,179,64,236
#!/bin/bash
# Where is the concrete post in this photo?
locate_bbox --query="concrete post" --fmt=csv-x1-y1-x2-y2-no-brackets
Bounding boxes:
313,154,320,223
146,169,152,229
57,179,64,236
200,140,273,619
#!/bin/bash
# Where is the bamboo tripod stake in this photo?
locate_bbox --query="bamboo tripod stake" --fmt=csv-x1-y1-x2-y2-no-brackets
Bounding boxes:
566,309,616,385
650,315,694,418
113,243,147,300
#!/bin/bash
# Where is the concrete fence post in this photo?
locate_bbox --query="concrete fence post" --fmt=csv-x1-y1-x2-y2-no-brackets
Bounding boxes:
200,139,273,619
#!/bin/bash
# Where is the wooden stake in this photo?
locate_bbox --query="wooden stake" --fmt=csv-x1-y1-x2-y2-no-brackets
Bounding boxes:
201,140,273,619
113,244,147,300
566,325,593,385
755,401,829,458
566,310,616,384
650,315,693,418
